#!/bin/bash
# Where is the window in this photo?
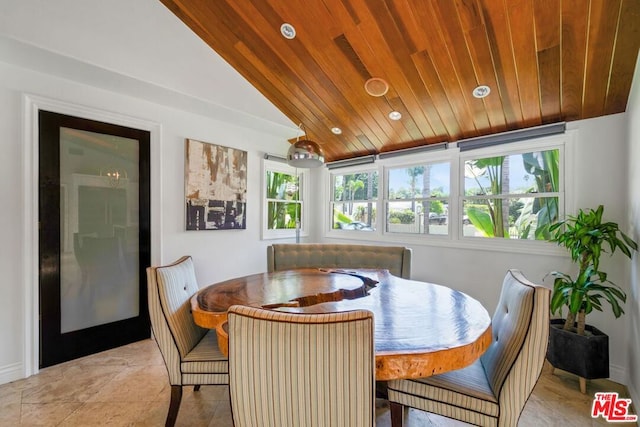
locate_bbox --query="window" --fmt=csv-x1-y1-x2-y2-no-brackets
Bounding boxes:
331,170,378,231
262,159,308,239
386,162,450,235
325,131,569,252
461,147,561,240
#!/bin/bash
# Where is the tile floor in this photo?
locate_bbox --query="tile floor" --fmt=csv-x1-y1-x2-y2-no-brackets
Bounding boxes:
0,339,637,426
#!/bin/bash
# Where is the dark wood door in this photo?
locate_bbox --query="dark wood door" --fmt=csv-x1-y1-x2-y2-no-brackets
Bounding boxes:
38,110,151,368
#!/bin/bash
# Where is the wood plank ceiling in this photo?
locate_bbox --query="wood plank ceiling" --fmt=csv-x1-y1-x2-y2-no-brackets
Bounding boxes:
160,0,640,162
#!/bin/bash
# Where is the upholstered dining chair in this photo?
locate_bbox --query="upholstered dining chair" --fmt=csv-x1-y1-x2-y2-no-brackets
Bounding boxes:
147,256,228,427
387,269,550,427
227,305,375,427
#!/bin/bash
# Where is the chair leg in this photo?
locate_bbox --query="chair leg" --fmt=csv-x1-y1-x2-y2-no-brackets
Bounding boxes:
194,385,201,392
166,385,182,427
390,401,404,427
375,381,388,399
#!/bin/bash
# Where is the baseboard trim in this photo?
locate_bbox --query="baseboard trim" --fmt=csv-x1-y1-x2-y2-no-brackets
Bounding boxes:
628,382,639,415
0,362,24,385
609,363,627,386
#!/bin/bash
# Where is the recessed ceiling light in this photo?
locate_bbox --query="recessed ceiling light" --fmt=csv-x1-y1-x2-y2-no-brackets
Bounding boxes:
331,127,342,135
280,23,296,39
388,111,402,121
472,85,491,98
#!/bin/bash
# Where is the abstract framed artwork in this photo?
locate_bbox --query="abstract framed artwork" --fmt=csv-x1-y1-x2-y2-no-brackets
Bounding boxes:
185,138,247,230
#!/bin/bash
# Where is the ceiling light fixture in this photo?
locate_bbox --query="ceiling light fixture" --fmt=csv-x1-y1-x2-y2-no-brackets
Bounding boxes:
331,127,342,135
280,23,296,39
388,111,402,121
287,124,325,168
364,77,389,97
100,166,127,188
472,85,491,98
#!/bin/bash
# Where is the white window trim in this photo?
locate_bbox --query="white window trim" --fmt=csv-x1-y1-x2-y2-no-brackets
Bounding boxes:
322,130,575,256
261,158,310,240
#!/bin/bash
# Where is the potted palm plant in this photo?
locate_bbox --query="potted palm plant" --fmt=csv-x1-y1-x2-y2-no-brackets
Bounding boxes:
546,205,637,392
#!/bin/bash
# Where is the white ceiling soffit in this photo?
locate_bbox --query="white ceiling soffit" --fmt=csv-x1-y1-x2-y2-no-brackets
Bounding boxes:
0,0,296,136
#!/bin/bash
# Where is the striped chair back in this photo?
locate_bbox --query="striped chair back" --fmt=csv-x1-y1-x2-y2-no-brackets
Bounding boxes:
147,256,207,384
227,305,375,427
480,269,550,426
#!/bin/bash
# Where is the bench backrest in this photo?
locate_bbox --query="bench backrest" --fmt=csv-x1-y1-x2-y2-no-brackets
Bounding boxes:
266,243,412,279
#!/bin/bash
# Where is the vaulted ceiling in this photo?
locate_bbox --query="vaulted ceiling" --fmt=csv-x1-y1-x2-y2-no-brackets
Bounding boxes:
160,0,640,162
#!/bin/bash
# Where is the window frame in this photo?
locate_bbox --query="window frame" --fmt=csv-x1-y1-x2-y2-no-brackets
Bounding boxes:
327,165,380,238
262,158,309,240
458,136,567,246
322,131,574,255
384,157,453,238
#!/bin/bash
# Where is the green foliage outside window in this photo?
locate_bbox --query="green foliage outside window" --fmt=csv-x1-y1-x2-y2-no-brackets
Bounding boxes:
332,171,377,230
388,209,415,224
266,170,301,230
386,162,449,235
463,149,560,240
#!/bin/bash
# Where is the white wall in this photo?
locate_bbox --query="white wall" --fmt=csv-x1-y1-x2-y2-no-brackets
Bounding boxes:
626,54,640,407
0,53,293,383
569,113,632,384
0,68,26,383
318,113,634,384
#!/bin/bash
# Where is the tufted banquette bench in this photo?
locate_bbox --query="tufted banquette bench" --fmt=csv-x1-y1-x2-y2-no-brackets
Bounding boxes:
266,243,412,279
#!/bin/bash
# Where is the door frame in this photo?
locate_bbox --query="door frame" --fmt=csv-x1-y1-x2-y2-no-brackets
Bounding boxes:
22,94,162,377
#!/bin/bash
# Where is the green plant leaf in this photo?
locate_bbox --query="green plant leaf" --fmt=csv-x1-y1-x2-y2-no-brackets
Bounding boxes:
546,204,638,323
466,206,495,237
621,231,639,251
550,300,564,315
569,290,583,314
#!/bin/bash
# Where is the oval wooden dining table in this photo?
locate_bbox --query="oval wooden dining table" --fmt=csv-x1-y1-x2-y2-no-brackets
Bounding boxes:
191,268,492,381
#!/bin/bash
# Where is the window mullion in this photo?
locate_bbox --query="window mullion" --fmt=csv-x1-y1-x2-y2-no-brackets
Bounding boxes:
463,192,561,201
